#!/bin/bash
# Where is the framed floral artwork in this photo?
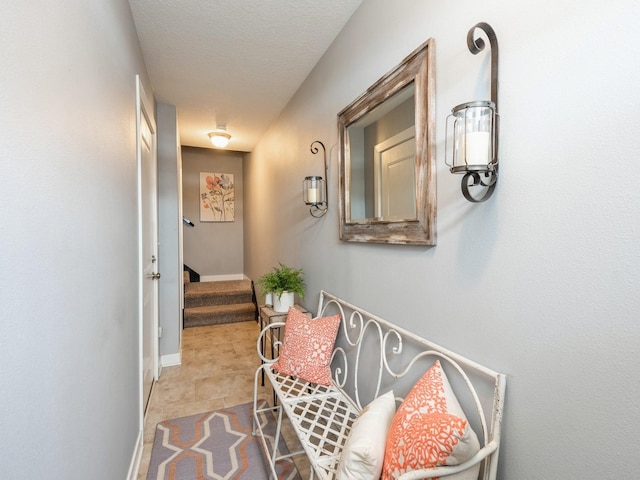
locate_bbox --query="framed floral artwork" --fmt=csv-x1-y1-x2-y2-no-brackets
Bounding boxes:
199,172,235,222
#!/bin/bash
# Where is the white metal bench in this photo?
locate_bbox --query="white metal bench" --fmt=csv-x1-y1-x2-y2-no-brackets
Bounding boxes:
253,290,506,480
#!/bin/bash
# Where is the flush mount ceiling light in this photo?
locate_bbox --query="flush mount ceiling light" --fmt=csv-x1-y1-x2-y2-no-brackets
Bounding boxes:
208,126,231,148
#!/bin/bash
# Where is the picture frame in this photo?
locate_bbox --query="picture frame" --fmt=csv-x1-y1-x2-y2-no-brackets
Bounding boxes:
199,172,235,222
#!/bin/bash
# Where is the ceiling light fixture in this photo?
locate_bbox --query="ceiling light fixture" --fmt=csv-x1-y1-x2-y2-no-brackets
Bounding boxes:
208,125,231,148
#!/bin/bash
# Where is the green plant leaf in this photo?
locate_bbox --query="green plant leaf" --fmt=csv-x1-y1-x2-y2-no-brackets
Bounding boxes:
256,262,305,298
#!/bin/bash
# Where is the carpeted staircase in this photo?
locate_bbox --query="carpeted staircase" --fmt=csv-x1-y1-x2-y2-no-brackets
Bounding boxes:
183,277,258,328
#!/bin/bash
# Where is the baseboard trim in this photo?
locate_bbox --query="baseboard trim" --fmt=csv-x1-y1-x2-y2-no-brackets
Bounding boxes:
161,353,181,367
199,273,247,282
127,429,143,480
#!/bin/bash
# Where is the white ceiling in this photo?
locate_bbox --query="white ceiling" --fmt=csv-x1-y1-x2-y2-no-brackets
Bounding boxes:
128,0,363,152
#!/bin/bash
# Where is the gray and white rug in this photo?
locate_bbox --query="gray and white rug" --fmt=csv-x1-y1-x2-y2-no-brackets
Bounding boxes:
147,400,301,480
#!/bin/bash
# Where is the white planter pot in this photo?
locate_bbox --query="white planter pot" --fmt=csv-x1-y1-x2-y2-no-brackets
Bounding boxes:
273,291,294,313
264,292,273,307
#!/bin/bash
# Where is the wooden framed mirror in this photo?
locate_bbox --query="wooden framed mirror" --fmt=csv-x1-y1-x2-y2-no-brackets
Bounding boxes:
338,38,436,245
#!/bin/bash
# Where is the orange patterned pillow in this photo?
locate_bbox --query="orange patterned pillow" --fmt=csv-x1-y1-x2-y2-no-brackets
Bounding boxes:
381,360,480,480
272,307,341,386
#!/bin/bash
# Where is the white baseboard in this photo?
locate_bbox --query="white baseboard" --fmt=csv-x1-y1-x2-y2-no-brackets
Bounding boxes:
199,273,247,282
127,429,143,480
161,353,182,368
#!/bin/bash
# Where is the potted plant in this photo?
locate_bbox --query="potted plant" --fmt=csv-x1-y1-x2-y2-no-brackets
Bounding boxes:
257,263,305,312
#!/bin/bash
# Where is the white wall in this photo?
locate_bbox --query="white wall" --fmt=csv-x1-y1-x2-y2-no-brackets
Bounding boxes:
0,1,150,478
244,0,640,478
182,147,244,278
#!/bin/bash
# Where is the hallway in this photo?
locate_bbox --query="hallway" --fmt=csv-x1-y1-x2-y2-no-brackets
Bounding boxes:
137,320,309,479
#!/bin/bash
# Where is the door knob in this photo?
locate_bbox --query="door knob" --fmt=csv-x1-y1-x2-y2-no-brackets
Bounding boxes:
148,272,161,279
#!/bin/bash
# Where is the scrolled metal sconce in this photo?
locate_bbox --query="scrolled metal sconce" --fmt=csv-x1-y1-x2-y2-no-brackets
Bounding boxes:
303,141,328,217
445,22,500,202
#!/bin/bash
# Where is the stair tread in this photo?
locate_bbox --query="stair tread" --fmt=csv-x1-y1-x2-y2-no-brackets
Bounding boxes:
184,279,251,296
185,302,256,314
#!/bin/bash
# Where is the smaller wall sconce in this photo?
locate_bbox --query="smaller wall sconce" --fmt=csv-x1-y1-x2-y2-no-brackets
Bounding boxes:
445,22,499,202
303,141,328,217
208,125,231,148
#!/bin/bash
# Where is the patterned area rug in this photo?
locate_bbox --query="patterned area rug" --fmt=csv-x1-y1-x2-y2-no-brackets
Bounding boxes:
147,401,301,480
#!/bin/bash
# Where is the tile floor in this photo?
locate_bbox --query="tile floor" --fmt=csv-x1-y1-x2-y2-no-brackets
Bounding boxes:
137,320,309,479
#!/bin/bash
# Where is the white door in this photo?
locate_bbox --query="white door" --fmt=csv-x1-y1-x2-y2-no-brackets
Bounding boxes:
136,76,159,415
374,127,416,219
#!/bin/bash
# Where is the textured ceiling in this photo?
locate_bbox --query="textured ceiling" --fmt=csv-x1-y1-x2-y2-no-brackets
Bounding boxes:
128,0,363,152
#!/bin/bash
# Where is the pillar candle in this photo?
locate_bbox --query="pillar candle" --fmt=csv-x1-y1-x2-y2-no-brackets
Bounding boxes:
465,131,491,166
307,187,318,204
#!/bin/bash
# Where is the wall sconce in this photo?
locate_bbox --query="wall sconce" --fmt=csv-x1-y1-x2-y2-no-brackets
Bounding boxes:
303,141,328,218
445,22,499,202
208,125,231,148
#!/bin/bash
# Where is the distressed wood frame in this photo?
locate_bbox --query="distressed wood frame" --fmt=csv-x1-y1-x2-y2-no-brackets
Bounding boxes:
338,38,436,245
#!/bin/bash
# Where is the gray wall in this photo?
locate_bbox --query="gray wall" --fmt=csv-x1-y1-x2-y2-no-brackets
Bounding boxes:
157,103,183,363
244,1,640,479
182,146,244,278
0,0,150,478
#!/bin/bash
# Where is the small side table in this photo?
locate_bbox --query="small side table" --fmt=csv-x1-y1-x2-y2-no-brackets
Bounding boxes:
259,304,311,387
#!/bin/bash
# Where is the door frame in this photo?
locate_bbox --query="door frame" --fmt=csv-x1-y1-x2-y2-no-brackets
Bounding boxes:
373,126,416,218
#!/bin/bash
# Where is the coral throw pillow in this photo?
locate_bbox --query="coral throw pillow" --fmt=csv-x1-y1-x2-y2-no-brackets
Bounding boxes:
381,360,480,480
272,307,341,386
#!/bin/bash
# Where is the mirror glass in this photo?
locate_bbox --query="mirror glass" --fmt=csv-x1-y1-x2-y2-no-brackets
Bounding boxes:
347,82,416,221
338,38,436,245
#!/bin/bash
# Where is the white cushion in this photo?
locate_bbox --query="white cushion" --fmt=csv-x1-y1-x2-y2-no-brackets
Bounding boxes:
336,391,396,480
